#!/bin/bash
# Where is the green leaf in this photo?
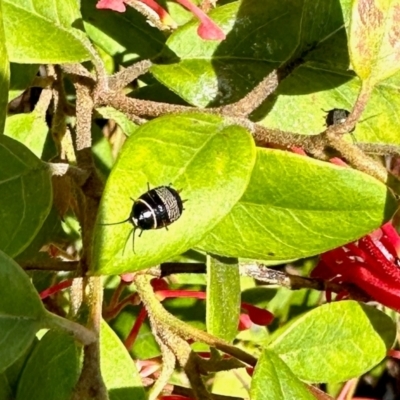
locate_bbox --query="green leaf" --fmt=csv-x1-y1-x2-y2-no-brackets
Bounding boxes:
250,349,315,400
92,112,256,275
197,148,396,261
3,0,90,63
16,331,79,400
5,111,48,158
9,63,39,102
0,250,46,373
151,0,352,107
206,255,240,342
81,0,165,63
0,135,52,257
349,0,400,85
0,1,9,135
100,320,146,400
269,301,396,383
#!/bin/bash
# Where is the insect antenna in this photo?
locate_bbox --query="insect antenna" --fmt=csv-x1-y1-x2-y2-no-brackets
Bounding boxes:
122,226,136,255
99,217,131,226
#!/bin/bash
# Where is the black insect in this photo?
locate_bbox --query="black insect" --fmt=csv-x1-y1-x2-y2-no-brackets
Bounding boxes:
102,184,184,252
325,108,350,127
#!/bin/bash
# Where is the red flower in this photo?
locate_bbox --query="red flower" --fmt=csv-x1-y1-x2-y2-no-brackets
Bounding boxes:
311,222,400,311
96,0,225,40
174,0,225,40
96,0,126,12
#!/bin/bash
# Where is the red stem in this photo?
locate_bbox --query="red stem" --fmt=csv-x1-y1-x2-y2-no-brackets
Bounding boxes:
125,307,148,350
40,279,73,299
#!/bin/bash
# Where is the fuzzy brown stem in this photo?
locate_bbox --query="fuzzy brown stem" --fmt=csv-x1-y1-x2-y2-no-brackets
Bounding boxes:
134,274,257,366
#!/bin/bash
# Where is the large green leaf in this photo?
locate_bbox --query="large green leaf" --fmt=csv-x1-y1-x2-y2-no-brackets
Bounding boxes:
0,0,9,135
206,255,240,342
3,0,90,63
15,331,79,400
92,113,256,275
100,320,146,400
269,301,396,383
151,0,352,107
0,135,52,257
349,0,400,86
0,250,46,373
250,349,315,400
197,148,396,261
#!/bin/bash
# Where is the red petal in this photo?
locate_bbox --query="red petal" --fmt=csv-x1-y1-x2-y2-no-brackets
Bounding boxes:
150,278,169,291
241,303,274,325
121,273,135,283
341,263,400,311
381,222,400,258
359,237,400,284
197,21,226,40
96,0,126,12
311,258,343,280
329,157,348,167
246,367,254,376
238,313,253,330
175,0,225,40
388,349,400,359
290,147,307,156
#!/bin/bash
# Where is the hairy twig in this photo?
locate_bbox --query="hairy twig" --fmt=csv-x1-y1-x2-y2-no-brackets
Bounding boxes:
34,85,52,115
134,273,257,399
71,277,107,400
48,65,69,158
97,89,198,119
220,70,279,117
109,60,153,91
356,143,400,156
31,75,55,88
148,338,177,400
326,132,389,183
124,0,176,31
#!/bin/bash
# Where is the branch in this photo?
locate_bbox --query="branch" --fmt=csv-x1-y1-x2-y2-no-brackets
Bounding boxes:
220,70,279,117
239,262,370,302
109,60,153,91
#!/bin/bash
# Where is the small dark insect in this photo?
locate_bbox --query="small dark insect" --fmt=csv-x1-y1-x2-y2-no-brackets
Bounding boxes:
325,108,350,127
102,184,184,252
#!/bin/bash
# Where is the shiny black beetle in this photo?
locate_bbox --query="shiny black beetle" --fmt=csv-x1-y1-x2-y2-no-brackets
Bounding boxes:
103,184,184,252
132,184,183,231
